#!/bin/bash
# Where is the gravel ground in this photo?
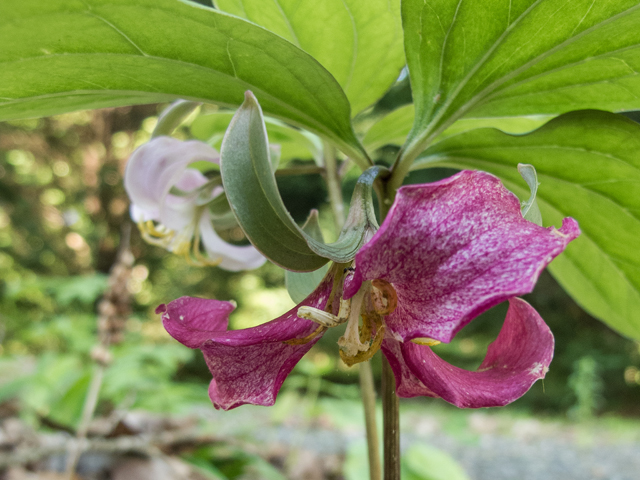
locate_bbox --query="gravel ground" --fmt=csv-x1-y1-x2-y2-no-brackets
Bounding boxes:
414,433,640,480
205,401,640,480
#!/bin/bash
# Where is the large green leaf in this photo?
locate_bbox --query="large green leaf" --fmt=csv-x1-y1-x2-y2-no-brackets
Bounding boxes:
0,0,365,160
402,0,640,159
415,110,640,340
215,0,405,115
362,103,552,152
221,92,379,271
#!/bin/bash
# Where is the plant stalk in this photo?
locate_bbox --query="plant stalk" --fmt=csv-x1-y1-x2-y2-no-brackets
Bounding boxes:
322,142,346,232
360,361,382,480
377,177,400,480
382,357,400,479
323,142,381,480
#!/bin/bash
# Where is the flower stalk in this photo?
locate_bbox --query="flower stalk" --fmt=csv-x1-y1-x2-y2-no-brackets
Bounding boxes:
323,143,381,480
377,175,400,480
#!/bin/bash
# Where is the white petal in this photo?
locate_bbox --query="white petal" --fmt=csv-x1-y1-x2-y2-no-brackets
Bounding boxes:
124,137,219,214
199,214,266,271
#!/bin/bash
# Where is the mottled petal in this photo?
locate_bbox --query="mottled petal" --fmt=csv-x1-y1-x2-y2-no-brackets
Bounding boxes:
356,170,579,342
384,298,553,408
158,274,334,410
199,214,266,271
380,333,437,398
124,136,219,219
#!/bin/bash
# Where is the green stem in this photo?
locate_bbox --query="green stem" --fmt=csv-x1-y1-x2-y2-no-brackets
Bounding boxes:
360,361,382,480
152,100,201,137
323,142,381,480
378,178,400,480
323,142,346,232
382,357,400,479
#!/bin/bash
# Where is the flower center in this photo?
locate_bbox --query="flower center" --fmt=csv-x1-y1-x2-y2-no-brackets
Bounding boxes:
137,207,222,267
294,275,398,367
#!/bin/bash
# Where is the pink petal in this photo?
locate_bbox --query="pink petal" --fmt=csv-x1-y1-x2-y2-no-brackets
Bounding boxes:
355,170,579,343
124,136,219,220
383,298,554,408
158,274,334,410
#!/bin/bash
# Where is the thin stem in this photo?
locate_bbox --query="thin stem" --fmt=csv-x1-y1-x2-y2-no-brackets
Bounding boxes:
377,177,400,480
360,361,382,480
382,357,400,480
323,141,381,480
65,365,105,478
322,142,346,232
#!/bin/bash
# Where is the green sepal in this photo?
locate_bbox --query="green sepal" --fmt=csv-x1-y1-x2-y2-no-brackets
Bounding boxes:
152,100,201,137
517,164,543,226
221,91,381,271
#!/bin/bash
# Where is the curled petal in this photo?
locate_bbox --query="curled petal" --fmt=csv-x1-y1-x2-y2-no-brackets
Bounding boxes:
158,273,335,410
384,298,554,408
157,296,232,348
124,136,219,220
199,214,266,272
355,170,579,343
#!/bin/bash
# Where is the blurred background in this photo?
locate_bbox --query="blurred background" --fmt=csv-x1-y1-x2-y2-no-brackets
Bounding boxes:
1,94,640,480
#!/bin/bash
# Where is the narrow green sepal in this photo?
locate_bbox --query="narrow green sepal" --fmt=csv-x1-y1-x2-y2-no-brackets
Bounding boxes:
221,91,328,271
517,164,543,226
306,166,381,263
152,100,201,137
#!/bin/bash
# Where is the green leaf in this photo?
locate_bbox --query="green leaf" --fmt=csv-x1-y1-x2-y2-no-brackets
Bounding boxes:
402,444,470,480
191,112,323,165
362,103,552,152
214,0,405,115
518,163,543,226
49,370,92,429
416,110,640,340
0,0,365,160
402,0,640,159
222,92,380,270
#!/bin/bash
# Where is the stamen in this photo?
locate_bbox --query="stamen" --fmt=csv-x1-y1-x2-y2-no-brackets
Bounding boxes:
337,288,369,357
284,325,326,345
297,305,346,328
411,337,441,346
340,313,386,367
371,279,398,315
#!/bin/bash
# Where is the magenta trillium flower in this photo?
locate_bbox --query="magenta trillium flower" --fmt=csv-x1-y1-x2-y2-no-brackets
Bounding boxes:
158,170,579,410
125,136,265,271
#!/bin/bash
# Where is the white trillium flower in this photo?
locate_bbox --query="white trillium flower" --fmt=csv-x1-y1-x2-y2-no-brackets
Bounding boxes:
124,136,265,271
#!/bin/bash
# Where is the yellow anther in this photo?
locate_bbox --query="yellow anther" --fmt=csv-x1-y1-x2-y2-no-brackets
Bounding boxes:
138,218,221,267
411,337,442,346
